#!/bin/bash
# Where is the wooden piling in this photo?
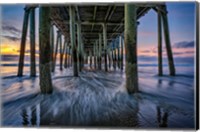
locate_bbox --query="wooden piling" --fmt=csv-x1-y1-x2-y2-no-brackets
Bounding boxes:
64,45,68,68
77,22,82,72
117,40,120,69
124,4,138,93
39,6,53,93
114,45,117,70
52,31,60,72
120,36,123,70
158,10,163,76
102,23,108,72
59,35,63,70
50,25,54,72
161,5,175,76
108,47,111,69
93,43,96,69
69,6,78,76
98,34,102,70
30,8,36,77
95,41,98,69
17,8,29,76
89,50,92,68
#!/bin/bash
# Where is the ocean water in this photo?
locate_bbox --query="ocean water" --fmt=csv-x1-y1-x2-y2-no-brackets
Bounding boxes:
1,60,195,128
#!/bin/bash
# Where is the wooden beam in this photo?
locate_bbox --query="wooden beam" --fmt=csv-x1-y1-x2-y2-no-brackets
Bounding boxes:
102,23,108,72
125,4,138,93
39,6,53,94
161,5,175,76
107,6,116,21
17,8,29,76
98,33,102,70
158,10,163,76
91,6,97,32
77,22,82,72
30,8,36,77
69,6,78,76
120,35,123,70
52,30,60,72
59,34,63,70
50,25,54,72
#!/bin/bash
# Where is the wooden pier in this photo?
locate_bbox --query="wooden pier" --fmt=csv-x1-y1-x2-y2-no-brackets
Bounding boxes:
17,3,176,94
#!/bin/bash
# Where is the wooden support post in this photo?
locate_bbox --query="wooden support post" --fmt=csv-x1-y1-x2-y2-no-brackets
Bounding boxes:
120,36,123,70
30,8,36,77
59,35,63,70
17,8,29,76
89,50,92,68
124,4,138,93
98,34,102,70
158,10,163,76
69,6,78,76
161,6,175,76
114,46,117,70
111,44,114,69
39,6,53,93
108,47,111,69
77,22,82,72
68,46,71,67
50,25,54,72
102,23,108,72
52,30,60,72
61,40,66,69
93,44,96,69
81,40,84,69
95,41,99,69
117,40,120,69
64,45,68,68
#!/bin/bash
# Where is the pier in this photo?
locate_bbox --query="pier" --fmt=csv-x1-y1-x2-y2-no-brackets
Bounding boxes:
17,3,176,94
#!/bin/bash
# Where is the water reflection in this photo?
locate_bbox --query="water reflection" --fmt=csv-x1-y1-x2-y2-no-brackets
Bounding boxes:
156,106,168,127
21,95,140,127
21,109,28,126
21,105,40,126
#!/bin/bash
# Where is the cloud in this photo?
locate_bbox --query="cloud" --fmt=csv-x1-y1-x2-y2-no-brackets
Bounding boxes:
2,35,21,42
2,25,21,35
140,50,151,53
173,41,194,48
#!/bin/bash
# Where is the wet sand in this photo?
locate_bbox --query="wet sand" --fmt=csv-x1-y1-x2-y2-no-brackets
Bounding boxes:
1,65,195,128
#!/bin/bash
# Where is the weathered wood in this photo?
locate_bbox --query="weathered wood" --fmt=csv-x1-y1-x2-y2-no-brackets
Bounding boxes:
30,8,36,77
114,46,117,70
108,47,111,69
50,25,54,72
161,5,175,76
111,47,114,69
52,31,60,72
98,34,102,70
125,4,138,93
39,6,53,94
102,23,108,72
95,41,98,69
17,9,29,76
69,6,78,76
93,43,96,69
158,10,163,76
59,35,63,70
117,41,120,69
89,50,92,68
77,22,82,72
120,36,123,70
64,45,68,68
61,40,66,69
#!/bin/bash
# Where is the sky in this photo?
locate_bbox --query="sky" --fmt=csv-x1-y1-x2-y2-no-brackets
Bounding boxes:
0,3,196,65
